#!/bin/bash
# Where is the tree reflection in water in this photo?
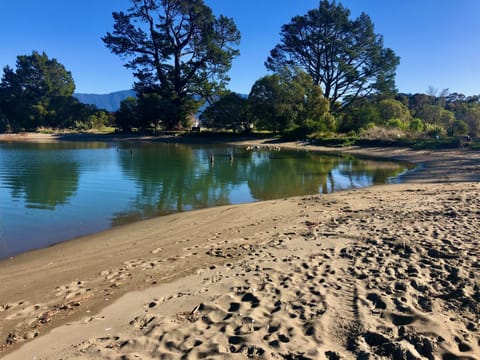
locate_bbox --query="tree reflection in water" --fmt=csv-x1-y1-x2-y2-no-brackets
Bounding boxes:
0,141,409,258
112,144,408,225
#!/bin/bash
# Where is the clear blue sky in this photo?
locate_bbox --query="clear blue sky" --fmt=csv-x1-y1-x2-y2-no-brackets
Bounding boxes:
1,0,479,96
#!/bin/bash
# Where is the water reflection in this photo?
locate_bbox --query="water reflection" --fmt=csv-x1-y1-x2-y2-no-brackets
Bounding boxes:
113,144,246,224
246,151,339,199
112,144,408,226
0,141,410,258
0,143,81,210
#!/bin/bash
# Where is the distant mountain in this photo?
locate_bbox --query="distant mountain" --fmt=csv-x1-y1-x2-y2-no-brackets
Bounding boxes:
74,90,136,112
73,90,249,114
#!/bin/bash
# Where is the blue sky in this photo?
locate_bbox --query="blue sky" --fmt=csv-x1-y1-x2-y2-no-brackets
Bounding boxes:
1,0,479,96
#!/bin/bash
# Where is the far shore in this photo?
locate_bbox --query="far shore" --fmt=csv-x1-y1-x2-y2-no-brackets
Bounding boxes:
1,132,479,359
2,131,479,184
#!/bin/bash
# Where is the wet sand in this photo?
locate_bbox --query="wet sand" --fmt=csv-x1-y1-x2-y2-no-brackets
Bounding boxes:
0,134,479,359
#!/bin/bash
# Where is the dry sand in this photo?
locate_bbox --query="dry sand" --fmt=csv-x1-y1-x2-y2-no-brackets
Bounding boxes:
0,135,479,359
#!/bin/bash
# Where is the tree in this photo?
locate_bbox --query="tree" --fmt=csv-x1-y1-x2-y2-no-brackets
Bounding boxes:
87,111,110,130
115,96,140,132
0,51,75,130
447,98,480,137
200,92,249,131
377,99,411,124
0,103,6,132
51,96,95,129
340,99,381,132
103,0,241,130
249,69,330,134
438,109,455,135
265,0,399,109
450,120,469,137
409,118,424,132
286,69,331,130
138,93,164,133
249,74,290,134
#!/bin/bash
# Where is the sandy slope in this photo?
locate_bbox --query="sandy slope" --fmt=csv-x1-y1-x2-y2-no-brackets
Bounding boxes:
0,137,479,359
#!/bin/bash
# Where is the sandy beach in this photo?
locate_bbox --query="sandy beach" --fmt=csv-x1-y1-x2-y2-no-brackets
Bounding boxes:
0,135,479,359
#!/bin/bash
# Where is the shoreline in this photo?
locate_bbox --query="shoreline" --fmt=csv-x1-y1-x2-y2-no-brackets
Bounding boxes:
0,134,415,262
3,132,479,184
1,134,480,359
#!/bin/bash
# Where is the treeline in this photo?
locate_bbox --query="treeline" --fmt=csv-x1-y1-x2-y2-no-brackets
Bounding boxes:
197,85,480,140
1,0,479,141
340,91,480,138
0,51,111,133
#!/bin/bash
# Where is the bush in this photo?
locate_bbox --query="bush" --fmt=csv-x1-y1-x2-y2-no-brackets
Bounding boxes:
320,113,337,132
409,118,424,132
282,125,310,140
451,120,469,136
74,120,90,131
88,111,109,130
386,118,404,130
282,113,336,140
425,124,445,138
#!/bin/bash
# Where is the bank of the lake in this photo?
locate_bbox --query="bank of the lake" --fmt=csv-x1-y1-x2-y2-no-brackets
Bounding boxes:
1,135,479,359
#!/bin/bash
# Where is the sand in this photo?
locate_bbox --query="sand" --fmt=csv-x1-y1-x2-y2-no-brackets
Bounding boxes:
0,135,479,359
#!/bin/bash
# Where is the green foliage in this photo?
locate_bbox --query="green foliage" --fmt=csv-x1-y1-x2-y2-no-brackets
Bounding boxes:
88,111,109,130
0,51,76,130
411,138,463,150
425,124,445,138
409,118,424,132
288,70,331,129
447,100,480,137
113,92,200,133
249,74,292,133
439,109,455,131
0,106,7,132
115,97,139,133
340,101,381,132
138,93,165,133
450,120,469,136
308,135,359,147
319,113,337,133
0,51,102,132
377,99,411,123
103,0,241,130
413,104,441,126
249,69,331,134
266,0,399,108
200,92,249,131
386,118,404,130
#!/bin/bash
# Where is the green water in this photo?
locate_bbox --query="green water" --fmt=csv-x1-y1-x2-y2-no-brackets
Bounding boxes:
0,141,410,258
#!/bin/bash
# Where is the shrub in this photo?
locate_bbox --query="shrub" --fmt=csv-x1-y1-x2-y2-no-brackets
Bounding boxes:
386,118,404,130
74,120,90,131
424,124,445,138
451,120,469,136
409,118,424,132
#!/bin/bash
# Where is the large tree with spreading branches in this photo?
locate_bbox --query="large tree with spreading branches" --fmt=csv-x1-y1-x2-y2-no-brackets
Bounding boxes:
103,0,240,130
266,0,399,109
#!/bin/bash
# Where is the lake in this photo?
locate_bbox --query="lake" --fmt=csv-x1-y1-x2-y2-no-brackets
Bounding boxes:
0,141,410,259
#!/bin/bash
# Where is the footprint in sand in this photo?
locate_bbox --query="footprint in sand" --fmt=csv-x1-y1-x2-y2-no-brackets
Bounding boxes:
54,281,90,300
151,247,163,254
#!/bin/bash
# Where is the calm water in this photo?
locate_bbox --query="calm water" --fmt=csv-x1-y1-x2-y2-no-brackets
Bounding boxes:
0,141,410,259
